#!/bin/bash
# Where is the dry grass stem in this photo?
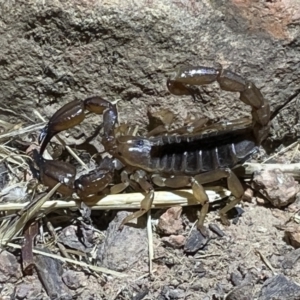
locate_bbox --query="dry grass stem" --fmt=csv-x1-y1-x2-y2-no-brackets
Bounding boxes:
262,141,298,163
6,242,127,278
0,187,231,212
0,123,45,141
0,183,62,245
243,162,300,179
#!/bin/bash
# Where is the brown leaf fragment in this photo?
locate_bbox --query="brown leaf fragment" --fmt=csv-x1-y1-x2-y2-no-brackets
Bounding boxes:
21,221,38,275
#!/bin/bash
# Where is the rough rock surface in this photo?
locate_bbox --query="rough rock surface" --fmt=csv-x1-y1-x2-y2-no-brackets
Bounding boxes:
1,0,299,149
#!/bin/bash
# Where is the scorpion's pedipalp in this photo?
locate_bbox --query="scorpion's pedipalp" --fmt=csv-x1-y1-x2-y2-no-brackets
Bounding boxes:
75,157,115,201
36,96,119,202
85,96,118,151
34,148,115,200
33,149,76,196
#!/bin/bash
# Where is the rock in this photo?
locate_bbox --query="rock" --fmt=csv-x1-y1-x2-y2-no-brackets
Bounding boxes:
284,224,300,248
0,250,21,283
34,247,71,299
160,286,185,299
161,235,186,248
208,223,225,237
184,228,209,253
0,0,299,149
58,225,93,253
242,188,254,203
258,274,300,300
97,211,148,271
62,270,87,290
281,248,300,269
226,285,253,300
14,279,43,300
253,169,300,207
157,207,183,235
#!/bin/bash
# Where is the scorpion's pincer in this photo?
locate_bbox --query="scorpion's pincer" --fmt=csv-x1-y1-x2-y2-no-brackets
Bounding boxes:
32,149,76,196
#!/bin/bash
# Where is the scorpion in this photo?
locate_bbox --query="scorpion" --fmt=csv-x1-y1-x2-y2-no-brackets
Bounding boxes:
33,64,271,232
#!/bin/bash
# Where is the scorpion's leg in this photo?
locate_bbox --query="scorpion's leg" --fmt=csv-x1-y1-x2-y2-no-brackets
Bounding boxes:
193,169,244,226
120,170,155,226
39,97,117,154
153,168,244,228
110,169,131,194
152,175,209,232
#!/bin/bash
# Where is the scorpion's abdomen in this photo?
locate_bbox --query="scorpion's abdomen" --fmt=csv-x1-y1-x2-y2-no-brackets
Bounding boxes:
149,130,257,176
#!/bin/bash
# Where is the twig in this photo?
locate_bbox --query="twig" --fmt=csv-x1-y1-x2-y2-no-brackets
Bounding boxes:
255,249,277,275
262,141,298,164
146,210,153,275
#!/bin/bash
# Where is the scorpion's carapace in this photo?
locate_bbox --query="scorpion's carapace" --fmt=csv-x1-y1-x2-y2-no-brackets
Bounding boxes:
35,64,271,231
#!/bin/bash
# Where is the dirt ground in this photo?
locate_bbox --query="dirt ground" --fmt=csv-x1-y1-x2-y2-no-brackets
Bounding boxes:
1,0,300,299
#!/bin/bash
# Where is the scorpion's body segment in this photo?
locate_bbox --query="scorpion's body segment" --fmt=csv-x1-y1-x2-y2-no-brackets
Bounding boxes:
116,128,257,176
34,64,271,231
